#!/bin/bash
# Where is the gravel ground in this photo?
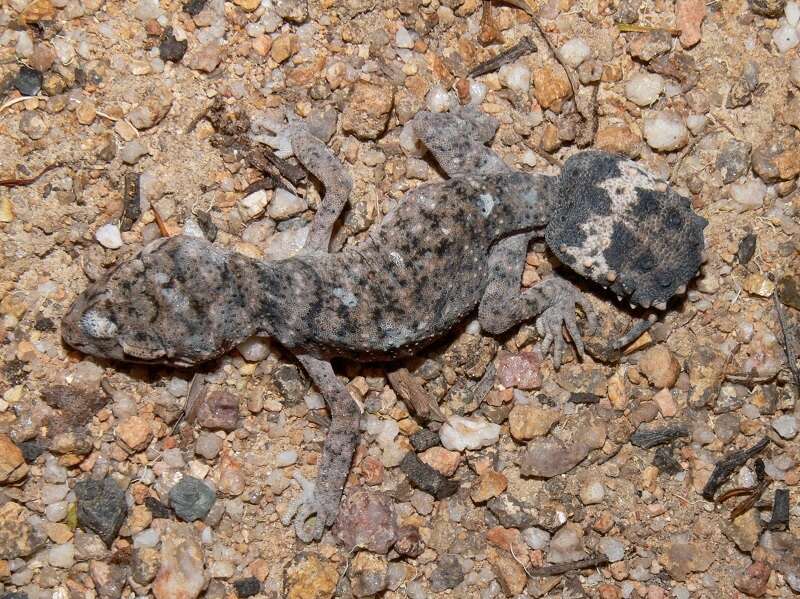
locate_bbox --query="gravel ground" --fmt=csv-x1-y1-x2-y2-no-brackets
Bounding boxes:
1,0,800,597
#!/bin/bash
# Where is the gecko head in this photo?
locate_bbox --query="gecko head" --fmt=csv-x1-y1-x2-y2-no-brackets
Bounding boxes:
62,235,251,367
545,151,708,309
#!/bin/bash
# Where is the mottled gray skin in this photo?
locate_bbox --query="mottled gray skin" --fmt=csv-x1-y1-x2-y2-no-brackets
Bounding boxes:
62,107,706,542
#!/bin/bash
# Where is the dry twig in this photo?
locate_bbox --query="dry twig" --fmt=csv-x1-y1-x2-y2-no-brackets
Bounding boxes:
388,368,445,422
0,162,64,187
773,289,800,393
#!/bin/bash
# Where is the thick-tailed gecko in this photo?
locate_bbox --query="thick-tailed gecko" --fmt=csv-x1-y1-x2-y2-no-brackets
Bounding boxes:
62,107,707,542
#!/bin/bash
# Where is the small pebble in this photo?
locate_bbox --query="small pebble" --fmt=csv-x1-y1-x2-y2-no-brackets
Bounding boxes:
547,523,585,563
522,527,550,550
467,80,487,104
643,111,689,151
46,501,69,522
169,476,216,521
237,336,271,362
128,87,173,130
498,64,531,94
19,110,49,140
239,189,270,221
772,414,798,439
773,24,799,53
120,140,149,165
599,537,626,562
426,85,453,113
186,42,222,73
133,528,160,548
195,432,223,459
134,0,162,20
13,66,43,96
439,415,501,451
686,114,707,134
579,479,606,505
333,488,398,554
410,489,435,515
48,543,76,568
275,450,298,467
395,26,414,49
95,224,123,249
264,227,310,260
625,72,664,106
787,1,800,24
639,345,681,389
268,188,307,220
729,179,766,211
159,27,188,62
558,38,591,67
74,478,128,546
53,37,75,65
233,577,262,598
16,31,34,57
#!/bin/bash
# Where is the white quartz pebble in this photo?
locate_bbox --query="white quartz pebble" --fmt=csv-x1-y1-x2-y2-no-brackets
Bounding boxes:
95,223,123,249
439,415,500,451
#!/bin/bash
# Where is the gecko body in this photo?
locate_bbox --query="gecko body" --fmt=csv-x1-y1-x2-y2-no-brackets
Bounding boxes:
62,108,707,541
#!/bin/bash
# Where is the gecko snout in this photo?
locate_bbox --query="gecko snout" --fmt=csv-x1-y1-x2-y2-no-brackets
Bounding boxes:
62,287,126,361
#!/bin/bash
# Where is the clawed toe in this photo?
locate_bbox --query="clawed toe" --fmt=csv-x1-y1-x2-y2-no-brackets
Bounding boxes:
536,283,597,369
295,497,326,543
287,473,327,543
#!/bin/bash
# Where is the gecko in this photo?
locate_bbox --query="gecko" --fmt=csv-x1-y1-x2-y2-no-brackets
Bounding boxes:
61,107,707,542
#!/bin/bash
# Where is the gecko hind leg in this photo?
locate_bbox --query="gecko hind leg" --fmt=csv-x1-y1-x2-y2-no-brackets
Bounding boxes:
410,107,509,177
291,353,361,543
287,122,353,253
479,233,598,369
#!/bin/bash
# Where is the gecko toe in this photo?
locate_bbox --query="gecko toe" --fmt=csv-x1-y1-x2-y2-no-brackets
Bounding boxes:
294,497,326,543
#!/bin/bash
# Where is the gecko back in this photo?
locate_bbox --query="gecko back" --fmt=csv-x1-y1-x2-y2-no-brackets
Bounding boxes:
545,151,707,309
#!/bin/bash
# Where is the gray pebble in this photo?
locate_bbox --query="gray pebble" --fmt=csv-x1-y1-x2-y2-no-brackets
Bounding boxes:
772,414,798,439
169,476,216,521
14,66,43,96
429,554,464,592
19,110,49,140
599,537,626,562
120,140,149,165
74,477,128,546
195,433,222,459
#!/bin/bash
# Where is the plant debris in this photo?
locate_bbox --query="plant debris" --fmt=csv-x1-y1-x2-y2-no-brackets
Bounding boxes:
569,392,601,404
630,423,689,449
653,444,683,475
400,452,459,499
388,368,445,422
766,488,790,531
0,162,64,187
736,232,757,265
526,555,610,577
120,172,141,232
468,36,537,77
718,458,771,520
702,436,770,501
773,289,800,392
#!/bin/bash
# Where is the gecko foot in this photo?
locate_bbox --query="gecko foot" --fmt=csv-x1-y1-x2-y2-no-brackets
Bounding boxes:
536,279,598,369
285,472,332,543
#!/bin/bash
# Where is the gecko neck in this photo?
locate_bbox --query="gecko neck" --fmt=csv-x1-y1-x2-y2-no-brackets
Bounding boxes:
237,255,314,349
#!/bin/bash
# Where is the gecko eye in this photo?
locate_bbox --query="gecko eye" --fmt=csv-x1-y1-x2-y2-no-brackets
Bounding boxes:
80,309,118,339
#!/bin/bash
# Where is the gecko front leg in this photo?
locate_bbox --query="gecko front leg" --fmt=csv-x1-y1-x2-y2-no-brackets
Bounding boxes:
288,121,352,253
292,353,360,542
479,233,597,368
410,107,509,176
